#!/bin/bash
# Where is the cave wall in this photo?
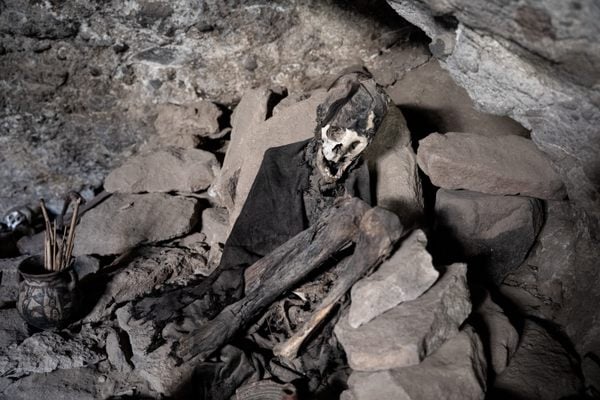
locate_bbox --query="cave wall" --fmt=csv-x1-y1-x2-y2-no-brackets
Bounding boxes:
0,0,403,212
387,0,600,238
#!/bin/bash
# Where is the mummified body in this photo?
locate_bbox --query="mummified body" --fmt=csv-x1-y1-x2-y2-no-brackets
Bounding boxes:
142,73,394,399
215,73,391,299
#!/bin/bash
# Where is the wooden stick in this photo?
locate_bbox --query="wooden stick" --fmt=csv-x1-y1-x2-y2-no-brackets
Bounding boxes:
39,200,53,271
175,197,371,363
64,198,81,270
52,221,57,271
274,207,403,359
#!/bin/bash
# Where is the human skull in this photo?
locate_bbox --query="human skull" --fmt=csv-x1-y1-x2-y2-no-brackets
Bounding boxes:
4,210,26,230
316,123,370,182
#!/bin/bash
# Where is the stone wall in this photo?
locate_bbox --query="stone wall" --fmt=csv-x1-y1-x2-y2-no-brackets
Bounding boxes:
387,0,600,238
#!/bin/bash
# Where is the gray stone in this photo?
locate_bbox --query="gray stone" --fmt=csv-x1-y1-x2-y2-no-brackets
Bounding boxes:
473,292,519,375
0,309,28,348
490,319,582,400
0,331,103,378
388,59,529,137
104,147,220,194
105,329,133,373
84,246,208,322
417,132,566,200
346,327,487,400
349,229,439,328
363,106,424,228
201,207,229,245
387,0,600,235
435,189,543,284
73,193,200,256
335,263,471,371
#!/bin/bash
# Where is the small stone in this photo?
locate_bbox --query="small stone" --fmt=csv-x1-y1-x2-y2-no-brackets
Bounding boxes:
74,193,200,256
335,263,471,371
346,327,487,400
491,319,582,399
97,375,107,383
349,229,439,328
417,132,566,200
104,147,220,194
435,189,543,284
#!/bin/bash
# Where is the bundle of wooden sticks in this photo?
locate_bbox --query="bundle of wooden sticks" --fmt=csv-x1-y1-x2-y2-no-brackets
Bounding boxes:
39,197,81,272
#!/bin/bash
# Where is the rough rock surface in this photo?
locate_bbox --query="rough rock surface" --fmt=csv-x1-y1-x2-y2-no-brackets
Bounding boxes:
363,106,424,228
104,147,220,193
417,132,566,199
435,189,543,284
386,0,600,235
388,59,529,138
0,0,409,213
335,263,470,371
490,319,582,399
344,327,487,400
0,331,103,378
0,365,155,400
84,246,208,322
74,193,200,256
349,229,438,328
201,207,229,245
153,100,222,147
0,309,29,349
105,329,133,373
473,292,519,375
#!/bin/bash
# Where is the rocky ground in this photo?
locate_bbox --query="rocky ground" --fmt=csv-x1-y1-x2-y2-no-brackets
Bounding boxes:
1,0,599,399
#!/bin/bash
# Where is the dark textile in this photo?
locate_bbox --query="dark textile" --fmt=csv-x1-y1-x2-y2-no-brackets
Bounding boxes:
216,139,371,296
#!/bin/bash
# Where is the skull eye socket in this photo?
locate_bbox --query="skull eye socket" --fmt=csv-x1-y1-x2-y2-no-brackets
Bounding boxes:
349,141,361,151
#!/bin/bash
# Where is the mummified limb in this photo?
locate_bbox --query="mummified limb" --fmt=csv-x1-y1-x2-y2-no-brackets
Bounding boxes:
175,197,370,363
273,207,403,359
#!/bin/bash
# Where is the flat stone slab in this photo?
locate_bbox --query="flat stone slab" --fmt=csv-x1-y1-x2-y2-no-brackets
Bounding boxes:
345,327,487,400
335,263,471,371
349,229,439,328
417,132,566,200
105,147,220,194
74,193,200,256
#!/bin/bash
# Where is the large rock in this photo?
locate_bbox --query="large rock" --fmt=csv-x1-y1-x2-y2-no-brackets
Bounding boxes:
104,147,220,193
490,319,582,399
435,189,543,284
363,106,424,228
417,132,566,199
73,193,200,256
335,263,471,371
84,246,209,322
388,59,529,138
349,229,439,328
386,0,600,235
0,331,103,378
344,327,487,400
